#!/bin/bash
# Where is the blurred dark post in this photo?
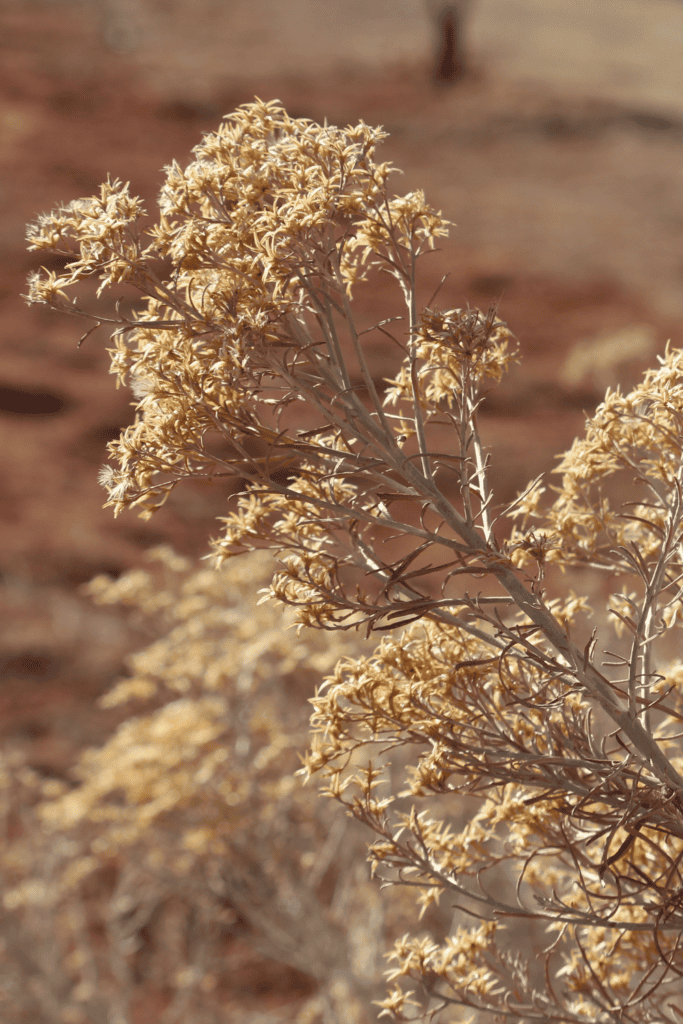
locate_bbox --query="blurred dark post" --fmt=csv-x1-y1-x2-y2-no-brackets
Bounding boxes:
432,2,472,84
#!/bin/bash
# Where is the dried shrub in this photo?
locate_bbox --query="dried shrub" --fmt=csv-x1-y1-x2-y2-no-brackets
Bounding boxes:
23,98,683,1022
0,548,395,1023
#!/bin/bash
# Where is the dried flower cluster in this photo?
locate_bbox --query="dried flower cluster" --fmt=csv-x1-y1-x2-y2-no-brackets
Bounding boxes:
25,98,683,1021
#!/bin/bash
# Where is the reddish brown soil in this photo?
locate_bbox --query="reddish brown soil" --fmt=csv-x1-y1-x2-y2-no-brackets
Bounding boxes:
2,1,683,1017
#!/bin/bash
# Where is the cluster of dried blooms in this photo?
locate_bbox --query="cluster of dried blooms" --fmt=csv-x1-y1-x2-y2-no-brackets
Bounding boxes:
25,98,683,1021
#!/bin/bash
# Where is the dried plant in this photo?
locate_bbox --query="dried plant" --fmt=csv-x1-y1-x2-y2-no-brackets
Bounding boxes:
24,97,683,1021
0,548,392,1023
